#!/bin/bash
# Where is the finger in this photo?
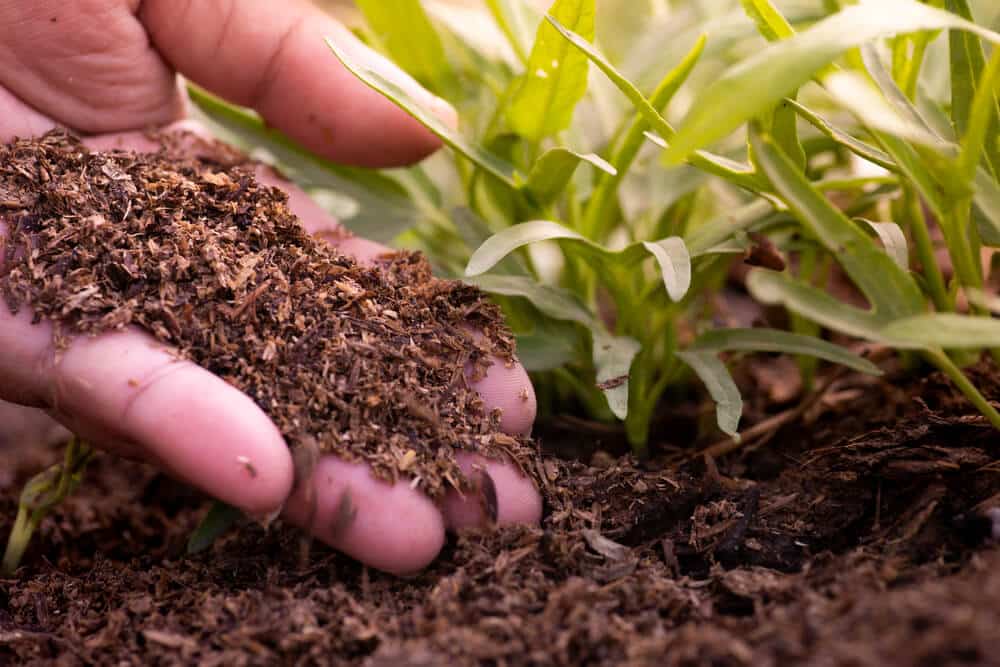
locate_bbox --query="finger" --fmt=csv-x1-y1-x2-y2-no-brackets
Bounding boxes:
0,86,59,142
0,1,183,135
282,457,445,574
139,0,456,168
440,453,543,531
0,304,293,516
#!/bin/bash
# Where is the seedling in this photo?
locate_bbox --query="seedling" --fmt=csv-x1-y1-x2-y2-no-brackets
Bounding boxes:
188,0,1000,454
2,438,92,575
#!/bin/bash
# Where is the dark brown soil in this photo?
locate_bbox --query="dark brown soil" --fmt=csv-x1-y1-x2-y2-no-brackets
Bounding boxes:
3,355,1000,666
0,131,533,499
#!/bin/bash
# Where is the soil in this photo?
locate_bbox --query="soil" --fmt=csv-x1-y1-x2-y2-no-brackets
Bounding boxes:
1,353,999,666
0,131,533,500
2,133,1000,666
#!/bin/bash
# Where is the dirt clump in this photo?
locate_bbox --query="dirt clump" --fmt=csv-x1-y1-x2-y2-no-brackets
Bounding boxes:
0,130,534,498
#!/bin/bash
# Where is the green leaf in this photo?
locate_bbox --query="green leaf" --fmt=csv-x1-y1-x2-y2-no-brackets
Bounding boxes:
880,313,1000,348
857,219,910,270
516,328,579,371
466,220,587,275
327,39,519,187
582,34,707,239
188,85,418,244
465,220,693,301
544,15,763,192
974,167,1000,246
642,237,692,302
740,0,795,42
485,0,534,65
506,0,595,142
687,328,883,375
684,199,780,256
355,0,453,93
464,274,596,326
678,326,883,437
875,131,951,220
824,70,945,149
746,269,893,342
664,0,1000,164
769,98,806,172
859,45,940,141
965,288,1000,314
675,350,742,436
523,147,616,208
788,99,897,172
749,126,925,319
947,0,1000,179
593,332,640,420
187,501,243,555
958,48,1000,184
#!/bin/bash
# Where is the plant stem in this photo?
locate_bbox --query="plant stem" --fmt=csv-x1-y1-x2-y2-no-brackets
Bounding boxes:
1,506,33,576
2,438,93,575
905,188,951,313
581,36,706,241
925,348,1000,430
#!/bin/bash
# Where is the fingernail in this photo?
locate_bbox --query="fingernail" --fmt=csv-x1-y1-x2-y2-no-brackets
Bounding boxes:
480,471,498,525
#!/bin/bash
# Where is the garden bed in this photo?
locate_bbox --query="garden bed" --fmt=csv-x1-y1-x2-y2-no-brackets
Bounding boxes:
3,359,999,666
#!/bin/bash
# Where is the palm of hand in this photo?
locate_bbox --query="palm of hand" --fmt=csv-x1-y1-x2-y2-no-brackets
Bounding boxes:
0,0,541,574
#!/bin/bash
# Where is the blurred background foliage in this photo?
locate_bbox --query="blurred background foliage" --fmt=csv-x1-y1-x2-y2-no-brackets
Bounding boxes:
193,0,1000,454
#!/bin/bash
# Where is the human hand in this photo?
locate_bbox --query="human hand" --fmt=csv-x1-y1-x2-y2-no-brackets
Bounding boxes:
0,0,541,574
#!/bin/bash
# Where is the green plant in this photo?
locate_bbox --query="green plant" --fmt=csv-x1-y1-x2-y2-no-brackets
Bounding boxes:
2,438,93,574
191,0,1000,454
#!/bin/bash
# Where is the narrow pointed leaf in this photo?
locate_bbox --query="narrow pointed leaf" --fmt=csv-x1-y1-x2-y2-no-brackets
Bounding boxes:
327,39,519,187
788,99,897,171
746,269,894,342
740,0,795,42
675,350,742,436
824,70,944,149
545,15,762,191
485,0,534,65
664,0,1000,164
684,199,779,256
187,501,243,555
958,49,1000,184
880,313,1000,349
749,127,924,319
507,0,594,141
947,0,1000,179
860,45,940,140
687,328,882,375
524,147,616,207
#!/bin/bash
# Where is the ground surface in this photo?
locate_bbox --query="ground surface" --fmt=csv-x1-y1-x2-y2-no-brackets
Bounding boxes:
2,358,999,666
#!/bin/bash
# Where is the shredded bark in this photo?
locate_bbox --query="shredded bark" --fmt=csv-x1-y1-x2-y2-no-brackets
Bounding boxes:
0,130,534,498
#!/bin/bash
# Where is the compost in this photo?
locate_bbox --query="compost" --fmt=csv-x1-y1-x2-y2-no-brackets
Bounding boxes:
0,131,534,499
